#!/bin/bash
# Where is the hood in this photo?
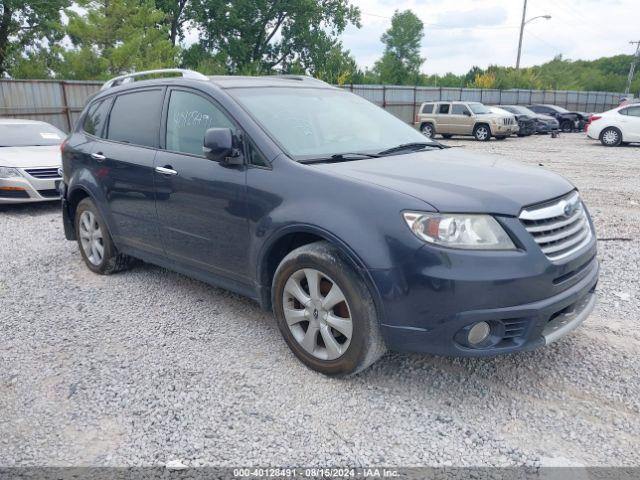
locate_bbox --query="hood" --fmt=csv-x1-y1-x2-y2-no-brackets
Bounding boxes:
0,146,61,168
313,148,574,216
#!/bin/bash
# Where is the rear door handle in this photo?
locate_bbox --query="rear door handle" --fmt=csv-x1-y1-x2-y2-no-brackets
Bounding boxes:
155,166,178,176
91,153,106,161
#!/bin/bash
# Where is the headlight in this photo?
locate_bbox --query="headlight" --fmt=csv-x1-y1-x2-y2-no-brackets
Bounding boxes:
0,166,21,178
403,212,516,250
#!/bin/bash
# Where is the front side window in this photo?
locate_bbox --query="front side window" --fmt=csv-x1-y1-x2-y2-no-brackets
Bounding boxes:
451,104,470,115
107,89,163,148
166,90,235,156
0,122,65,147
83,99,111,137
230,87,432,160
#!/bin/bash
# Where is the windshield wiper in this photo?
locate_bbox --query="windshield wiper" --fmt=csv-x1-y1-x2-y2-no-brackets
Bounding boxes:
377,141,448,156
299,152,381,164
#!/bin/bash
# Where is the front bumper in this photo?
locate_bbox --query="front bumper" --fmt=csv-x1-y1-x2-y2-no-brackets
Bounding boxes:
0,171,61,204
370,217,598,356
493,124,519,135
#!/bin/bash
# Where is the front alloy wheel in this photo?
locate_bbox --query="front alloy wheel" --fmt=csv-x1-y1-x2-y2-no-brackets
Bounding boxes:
283,268,353,360
474,125,490,141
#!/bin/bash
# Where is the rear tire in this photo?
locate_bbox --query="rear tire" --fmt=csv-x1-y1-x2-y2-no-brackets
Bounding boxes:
272,241,386,377
473,124,491,141
75,198,134,274
420,122,435,138
600,127,622,147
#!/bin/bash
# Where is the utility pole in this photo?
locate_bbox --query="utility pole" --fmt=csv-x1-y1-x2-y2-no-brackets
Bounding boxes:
516,0,528,70
625,41,640,96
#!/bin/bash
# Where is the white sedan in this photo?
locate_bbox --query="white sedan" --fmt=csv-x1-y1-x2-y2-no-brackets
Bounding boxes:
0,119,65,203
586,104,640,146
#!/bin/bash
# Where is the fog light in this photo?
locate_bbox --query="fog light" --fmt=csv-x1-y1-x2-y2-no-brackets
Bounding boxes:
468,321,491,345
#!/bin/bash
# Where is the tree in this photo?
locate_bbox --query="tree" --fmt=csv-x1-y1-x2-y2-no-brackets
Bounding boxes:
0,0,70,76
373,9,424,85
189,0,360,74
155,0,191,46
58,0,177,79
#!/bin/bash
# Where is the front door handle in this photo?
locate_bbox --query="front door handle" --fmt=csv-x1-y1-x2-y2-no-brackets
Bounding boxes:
91,153,106,161
155,166,178,176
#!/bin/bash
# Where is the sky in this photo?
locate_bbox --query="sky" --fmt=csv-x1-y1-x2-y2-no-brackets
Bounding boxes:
341,0,640,75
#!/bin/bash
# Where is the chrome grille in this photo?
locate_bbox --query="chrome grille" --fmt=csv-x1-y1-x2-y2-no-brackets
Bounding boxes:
24,168,61,179
502,117,516,126
520,192,593,262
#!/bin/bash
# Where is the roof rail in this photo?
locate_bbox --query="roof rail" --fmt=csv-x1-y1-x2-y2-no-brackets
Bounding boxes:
100,69,208,91
275,75,330,86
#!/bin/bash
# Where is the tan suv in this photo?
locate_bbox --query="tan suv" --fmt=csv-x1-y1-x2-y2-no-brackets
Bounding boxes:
415,101,519,141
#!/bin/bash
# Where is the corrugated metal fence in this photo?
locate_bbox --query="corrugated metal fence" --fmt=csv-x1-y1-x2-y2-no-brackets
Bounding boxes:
0,79,624,132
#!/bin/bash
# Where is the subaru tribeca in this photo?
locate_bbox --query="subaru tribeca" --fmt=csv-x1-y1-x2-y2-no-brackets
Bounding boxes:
60,70,599,376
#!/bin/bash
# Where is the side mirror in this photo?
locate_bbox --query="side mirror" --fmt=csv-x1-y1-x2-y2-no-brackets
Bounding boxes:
463,110,472,116
203,128,243,165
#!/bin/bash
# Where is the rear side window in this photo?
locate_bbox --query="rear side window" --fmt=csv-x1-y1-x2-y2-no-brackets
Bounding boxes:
107,89,163,148
438,104,450,114
622,106,640,117
452,104,469,115
421,103,434,114
166,90,235,156
82,99,111,137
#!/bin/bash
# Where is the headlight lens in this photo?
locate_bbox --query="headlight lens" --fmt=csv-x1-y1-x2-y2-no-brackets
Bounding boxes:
403,212,516,250
0,166,21,178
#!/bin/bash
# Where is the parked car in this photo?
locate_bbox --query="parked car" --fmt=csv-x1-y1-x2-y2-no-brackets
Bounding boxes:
499,105,558,134
586,104,640,146
61,70,598,376
0,119,65,204
527,104,590,132
416,101,519,141
489,106,534,136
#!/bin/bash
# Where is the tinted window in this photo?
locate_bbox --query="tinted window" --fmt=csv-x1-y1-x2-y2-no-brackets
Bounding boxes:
83,99,111,137
623,106,640,117
107,89,163,147
166,90,235,156
0,122,65,147
438,104,450,114
451,104,470,115
246,139,268,167
421,103,434,114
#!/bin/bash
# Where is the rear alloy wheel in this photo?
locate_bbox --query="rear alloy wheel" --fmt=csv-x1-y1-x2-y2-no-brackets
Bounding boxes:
420,123,435,138
75,198,134,274
600,127,622,147
272,241,386,376
473,124,491,141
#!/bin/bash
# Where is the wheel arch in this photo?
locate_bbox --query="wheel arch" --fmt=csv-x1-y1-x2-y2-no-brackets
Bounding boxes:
256,225,383,318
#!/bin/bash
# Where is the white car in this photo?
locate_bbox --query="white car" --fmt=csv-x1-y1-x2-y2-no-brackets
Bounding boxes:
586,104,640,147
0,119,65,203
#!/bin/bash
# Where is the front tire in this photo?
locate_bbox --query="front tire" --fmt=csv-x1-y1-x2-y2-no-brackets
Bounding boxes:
272,241,386,376
600,127,622,147
560,120,574,133
473,124,491,141
75,198,134,274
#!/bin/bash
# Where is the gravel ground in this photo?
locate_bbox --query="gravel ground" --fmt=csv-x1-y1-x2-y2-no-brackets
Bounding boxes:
0,133,638,468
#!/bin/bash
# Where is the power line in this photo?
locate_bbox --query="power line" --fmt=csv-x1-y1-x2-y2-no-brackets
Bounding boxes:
625,41,640,95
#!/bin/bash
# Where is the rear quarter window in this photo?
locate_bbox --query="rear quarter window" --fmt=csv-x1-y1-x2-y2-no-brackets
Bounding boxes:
421,103,434,114
107,89,164,148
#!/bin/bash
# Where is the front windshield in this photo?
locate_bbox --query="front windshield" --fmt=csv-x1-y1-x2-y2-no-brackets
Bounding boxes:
0,123,65,147
230,87,433,160
468,103,491,114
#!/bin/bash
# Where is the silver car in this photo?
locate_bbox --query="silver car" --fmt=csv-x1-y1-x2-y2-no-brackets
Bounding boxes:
0,119,64,204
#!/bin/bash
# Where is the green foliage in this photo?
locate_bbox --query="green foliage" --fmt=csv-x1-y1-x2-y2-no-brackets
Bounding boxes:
189,0,360,75
373,10,424,85
57,0,177,80
0,0,71,76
